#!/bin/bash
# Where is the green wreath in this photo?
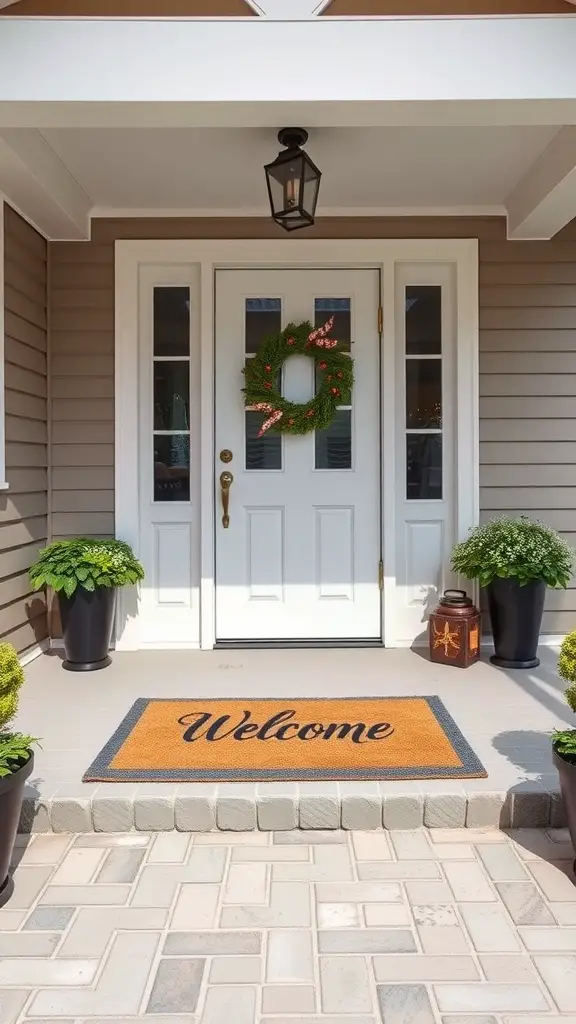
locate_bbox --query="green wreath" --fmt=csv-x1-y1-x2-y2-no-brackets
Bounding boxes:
242,315,354,437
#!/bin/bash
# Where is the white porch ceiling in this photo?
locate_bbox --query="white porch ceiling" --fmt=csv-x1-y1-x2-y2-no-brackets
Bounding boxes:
37,125,558,214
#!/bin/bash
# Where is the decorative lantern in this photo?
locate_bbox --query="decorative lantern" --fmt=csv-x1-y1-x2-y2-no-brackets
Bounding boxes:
264,128,321,232
429,590,481,669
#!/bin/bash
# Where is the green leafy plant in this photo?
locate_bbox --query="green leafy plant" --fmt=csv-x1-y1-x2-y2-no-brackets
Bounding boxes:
554,631,576,764
29,538,145,599
0,643,36,778
451,516,574,590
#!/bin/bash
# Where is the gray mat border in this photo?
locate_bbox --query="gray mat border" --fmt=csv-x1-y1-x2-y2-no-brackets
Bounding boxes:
83,695,487,782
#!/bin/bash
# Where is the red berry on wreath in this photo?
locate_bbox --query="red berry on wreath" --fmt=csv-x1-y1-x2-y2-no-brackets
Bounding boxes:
319,361,327,371
265,364,272,372
331,387,340,396
307,409,315,417
337,371,343,379
288,418,294,425
287,337,295,346
264,382,272,389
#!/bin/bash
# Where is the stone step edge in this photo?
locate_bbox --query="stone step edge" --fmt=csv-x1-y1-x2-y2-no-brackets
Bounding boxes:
18,783,565,834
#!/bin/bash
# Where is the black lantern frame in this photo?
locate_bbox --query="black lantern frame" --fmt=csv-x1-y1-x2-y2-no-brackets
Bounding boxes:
264,128,322,232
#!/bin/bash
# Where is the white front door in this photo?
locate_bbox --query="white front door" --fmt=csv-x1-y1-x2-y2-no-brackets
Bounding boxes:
214,269,381,642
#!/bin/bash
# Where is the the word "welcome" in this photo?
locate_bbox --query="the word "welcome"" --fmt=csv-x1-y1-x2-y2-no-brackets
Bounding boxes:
177,710,395,745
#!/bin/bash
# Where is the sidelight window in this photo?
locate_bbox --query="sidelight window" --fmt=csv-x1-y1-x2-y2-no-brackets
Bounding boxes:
405,285,443,500
152,287,191,502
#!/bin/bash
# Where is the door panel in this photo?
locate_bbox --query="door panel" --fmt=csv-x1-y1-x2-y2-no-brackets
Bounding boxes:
214,268,381,641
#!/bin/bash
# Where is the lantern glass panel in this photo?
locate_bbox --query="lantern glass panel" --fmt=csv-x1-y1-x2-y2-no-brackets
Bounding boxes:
267,152,305,215
301,157,321,217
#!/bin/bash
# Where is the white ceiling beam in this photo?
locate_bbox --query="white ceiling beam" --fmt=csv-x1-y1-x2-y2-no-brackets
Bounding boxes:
506,126,576,239
0,18,575,108
0,129,91,239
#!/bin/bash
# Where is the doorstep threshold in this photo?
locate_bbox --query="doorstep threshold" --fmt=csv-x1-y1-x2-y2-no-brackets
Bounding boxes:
215,638,384,650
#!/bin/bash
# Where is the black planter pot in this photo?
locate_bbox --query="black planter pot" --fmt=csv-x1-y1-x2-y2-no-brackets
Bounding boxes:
0,752,34,908
487,576,546,669
58,586,117,672
553,748,576,877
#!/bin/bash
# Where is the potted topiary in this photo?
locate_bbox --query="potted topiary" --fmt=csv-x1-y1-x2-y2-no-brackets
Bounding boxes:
29,538,145,672
553,630,576,871
451,516,574,669
0,643,37,907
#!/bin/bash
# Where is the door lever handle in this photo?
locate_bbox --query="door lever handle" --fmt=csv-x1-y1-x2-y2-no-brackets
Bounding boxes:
220,471,233,529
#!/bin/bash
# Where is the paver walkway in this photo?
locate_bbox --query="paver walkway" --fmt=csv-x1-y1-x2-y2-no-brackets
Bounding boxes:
1,827,576,1023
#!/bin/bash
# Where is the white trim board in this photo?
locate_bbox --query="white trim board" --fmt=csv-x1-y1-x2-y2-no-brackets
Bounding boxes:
19,638,50,667
114,237,479,650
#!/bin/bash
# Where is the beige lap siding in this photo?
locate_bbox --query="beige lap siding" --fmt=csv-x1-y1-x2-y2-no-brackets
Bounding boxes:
2,205,48,653
480,225,576,634
48,215,576,637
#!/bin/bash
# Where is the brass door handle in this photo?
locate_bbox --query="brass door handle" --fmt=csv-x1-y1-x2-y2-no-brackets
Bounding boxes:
220,471,233,528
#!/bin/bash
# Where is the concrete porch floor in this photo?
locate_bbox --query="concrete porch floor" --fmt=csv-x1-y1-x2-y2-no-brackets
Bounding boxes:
15,646,576,833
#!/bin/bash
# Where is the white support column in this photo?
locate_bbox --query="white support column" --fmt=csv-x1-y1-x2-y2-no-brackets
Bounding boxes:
506,127,576,240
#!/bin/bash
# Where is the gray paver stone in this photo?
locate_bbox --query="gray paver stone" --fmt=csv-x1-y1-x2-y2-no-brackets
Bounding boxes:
217,785,257,831
91,787,137,832
424,792,467,829
50,793,93,834
340,782,382,830
382,789,424,830
147,958,205,1013
510,785,550,829
377,984,435,1024
299,784,340,830
257,784,298,831
175,785,216,832
134,790,175,831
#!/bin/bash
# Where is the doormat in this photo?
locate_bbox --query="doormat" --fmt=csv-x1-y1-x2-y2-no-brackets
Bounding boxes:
83,697,486,782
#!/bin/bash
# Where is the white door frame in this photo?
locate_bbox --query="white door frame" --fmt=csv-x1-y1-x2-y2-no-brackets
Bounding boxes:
114,238,479,650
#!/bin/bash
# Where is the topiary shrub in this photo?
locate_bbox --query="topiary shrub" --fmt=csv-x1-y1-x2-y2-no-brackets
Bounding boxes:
553,631,576,763
0,643,24,729
0,643,36,778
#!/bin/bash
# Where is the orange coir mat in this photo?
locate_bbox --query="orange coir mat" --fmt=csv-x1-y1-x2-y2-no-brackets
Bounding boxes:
83,697,486,782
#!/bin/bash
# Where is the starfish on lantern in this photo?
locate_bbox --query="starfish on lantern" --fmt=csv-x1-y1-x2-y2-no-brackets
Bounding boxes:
432,621,460,657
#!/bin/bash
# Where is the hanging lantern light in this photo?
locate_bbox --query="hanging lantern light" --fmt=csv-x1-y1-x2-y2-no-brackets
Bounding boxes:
264,128,321,232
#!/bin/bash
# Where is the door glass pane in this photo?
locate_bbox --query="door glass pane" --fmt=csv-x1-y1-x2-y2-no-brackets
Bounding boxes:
246,411,282,470
315,410,352,470
154,362,190,431
245,298,282,354
154,434,190,502
406,286,441,355
314,298,351,351
153,287,190,357
406,359,442,429
407,434,442,500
